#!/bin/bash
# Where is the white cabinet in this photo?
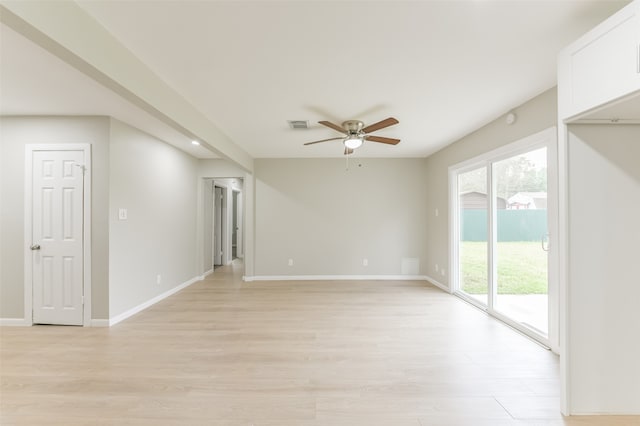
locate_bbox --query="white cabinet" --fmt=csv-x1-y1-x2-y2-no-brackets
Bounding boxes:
559,0,640,120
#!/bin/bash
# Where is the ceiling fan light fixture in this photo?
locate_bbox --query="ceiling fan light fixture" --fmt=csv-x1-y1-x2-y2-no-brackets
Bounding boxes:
344,135,363,149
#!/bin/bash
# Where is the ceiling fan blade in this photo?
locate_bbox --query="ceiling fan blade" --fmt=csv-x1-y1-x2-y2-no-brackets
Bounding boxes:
344,147,354,155
303,137,343,146
362,117,399,134
365,135,401,145
318,120,348,134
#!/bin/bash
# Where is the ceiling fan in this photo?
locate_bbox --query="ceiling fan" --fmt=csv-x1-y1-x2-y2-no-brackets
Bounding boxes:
304,117,400,155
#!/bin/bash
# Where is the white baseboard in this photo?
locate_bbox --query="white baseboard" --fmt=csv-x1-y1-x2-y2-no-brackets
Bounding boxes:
0,318,30,326
108,275,202,326
246,274,429,282
90,319,110,327
201,269,214,278
424,275,451,293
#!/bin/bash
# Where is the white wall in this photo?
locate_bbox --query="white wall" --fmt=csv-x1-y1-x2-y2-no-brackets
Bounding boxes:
0,116,110,320
423,88,558,288
253,158,427,277
108,119,199,318
567,124,640,414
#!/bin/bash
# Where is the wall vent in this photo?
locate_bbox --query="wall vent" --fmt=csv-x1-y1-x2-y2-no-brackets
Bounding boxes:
287,120,309,129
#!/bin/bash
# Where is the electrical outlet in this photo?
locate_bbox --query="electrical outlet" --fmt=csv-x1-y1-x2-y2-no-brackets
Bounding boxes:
441,269,445,277
156,274,161,285
363,258,368,266
288,258,293,266
435,208,439,217
435,263,439,272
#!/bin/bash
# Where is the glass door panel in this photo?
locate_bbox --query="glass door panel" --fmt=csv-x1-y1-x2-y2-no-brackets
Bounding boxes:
458,167,488,306
493,147,548,336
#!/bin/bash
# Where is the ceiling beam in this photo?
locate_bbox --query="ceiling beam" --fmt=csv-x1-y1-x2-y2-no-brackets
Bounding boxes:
0,1,254,172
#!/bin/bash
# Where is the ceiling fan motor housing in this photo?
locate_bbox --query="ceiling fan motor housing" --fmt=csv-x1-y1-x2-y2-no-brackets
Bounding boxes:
342,120,365,135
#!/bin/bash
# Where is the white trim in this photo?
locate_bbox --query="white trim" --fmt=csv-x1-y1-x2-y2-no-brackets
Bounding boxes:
558,120,571,414
108,275,202,326
423,275,451,293
232,188,243,259
0,318,31,326
246,275,430,282
24,144,92,327
24,147,33,326
547,131,561,355
213,180,233,266
449,127,557,172
202,268,214,278
83,146,92,326
89,319,109,327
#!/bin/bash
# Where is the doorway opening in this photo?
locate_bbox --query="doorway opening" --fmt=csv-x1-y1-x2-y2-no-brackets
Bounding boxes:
214,185,224,268
204,178,244,273
232,189,241,260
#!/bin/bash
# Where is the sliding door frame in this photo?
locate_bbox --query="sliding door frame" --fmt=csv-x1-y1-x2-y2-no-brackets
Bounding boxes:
449,127,559,352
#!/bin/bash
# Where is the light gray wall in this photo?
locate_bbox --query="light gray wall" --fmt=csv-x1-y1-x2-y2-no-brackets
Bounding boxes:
567,124,640,413
423,87,557,287
254,158,427,276
108,119,199,318
0,116,110,319
199,159,247,178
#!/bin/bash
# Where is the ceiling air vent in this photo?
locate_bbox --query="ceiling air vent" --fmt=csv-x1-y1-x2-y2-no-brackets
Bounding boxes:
287,120,309,130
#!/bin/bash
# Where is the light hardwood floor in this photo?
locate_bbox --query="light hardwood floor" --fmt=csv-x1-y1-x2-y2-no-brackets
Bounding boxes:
1,261,638,425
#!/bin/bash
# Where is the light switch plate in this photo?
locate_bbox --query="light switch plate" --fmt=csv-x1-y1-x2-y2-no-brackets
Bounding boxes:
118,208,128,220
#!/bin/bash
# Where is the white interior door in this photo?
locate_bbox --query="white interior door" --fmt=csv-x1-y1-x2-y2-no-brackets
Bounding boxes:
31,150,84,325
214,186,223,266
236,190,243,259
232,190,238,259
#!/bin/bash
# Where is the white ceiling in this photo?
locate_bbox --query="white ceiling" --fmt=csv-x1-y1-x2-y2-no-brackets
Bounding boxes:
1,1,630,160
0,23,217,159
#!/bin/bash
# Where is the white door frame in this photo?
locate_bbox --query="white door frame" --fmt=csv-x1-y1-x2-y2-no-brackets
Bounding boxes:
213,185,223,266
24,144,92,327
448,127,558,351
233,188,243,259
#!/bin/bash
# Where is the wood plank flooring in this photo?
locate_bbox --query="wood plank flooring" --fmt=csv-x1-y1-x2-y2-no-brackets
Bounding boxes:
1,261,639,425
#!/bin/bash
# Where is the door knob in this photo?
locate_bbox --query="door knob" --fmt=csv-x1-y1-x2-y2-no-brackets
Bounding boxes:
30,244,41,251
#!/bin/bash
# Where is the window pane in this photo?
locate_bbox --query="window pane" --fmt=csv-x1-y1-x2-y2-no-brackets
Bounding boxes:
458,167,488,305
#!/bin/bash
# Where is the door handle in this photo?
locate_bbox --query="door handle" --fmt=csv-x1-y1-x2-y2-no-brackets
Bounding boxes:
541,234,549,252
30,244,41,251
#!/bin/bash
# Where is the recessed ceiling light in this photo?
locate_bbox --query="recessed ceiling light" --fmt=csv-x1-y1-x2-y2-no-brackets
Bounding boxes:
191,140,200,146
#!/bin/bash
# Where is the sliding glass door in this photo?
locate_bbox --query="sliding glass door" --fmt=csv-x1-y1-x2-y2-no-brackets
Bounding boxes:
457,167,489,306
451,129,556,346
493,147,548,335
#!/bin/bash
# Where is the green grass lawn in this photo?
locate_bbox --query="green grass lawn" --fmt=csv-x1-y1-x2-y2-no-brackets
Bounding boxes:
460,241,548,295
